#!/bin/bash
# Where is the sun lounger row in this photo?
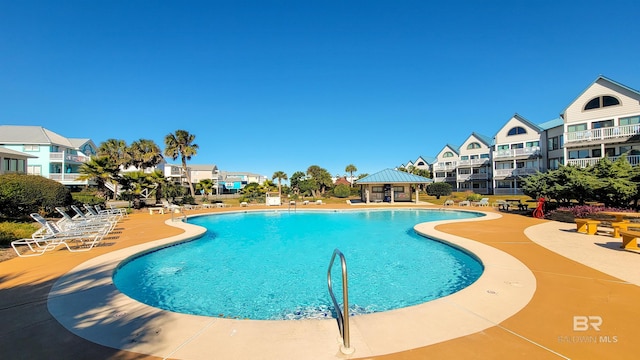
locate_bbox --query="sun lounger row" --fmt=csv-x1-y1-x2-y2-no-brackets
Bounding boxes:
11,204,125,257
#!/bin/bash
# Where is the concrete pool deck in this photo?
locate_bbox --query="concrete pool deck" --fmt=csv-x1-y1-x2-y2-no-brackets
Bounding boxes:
1,204,638,359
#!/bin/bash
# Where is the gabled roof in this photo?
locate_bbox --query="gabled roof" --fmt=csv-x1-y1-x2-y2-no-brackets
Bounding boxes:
437,144,459,157
0,146,38,158
355,168,433,184
560,75,640,117
189,164,219,171
415,156,436,165
494,113,543,137
470,132,493,147
0,125,95,154
0,125,78,147
538,117,564,130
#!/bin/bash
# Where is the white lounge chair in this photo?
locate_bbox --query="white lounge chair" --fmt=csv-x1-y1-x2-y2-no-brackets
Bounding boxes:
12,213,110,256
472,198,490,207
444,199,454,206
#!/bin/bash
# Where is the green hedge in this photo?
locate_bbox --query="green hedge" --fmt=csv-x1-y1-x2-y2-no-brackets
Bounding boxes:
0,173,72,218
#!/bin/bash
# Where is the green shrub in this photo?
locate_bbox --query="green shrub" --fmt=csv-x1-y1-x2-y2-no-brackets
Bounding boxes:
0,173,72,218
0,221,39,246
181,195,196,205
333,184,351,198
426,182,452,199
466,193,483,202
72,191,105,207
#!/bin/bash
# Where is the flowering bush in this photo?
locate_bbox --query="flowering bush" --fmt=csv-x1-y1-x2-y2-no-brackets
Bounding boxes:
548,205,631,219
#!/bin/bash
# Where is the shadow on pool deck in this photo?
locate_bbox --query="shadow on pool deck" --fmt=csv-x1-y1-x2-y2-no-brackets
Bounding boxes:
0,204,638,359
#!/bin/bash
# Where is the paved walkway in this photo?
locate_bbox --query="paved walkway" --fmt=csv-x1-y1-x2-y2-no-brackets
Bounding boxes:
0,204,637,359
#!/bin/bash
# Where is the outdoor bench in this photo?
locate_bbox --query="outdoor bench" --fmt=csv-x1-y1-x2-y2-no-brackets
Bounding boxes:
575,219,600,235
618,230,640,250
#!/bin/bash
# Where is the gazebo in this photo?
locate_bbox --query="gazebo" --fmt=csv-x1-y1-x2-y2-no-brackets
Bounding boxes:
355,168,433,204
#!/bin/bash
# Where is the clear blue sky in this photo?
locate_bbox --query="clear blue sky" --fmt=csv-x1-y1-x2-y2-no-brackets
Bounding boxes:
2,1,640,179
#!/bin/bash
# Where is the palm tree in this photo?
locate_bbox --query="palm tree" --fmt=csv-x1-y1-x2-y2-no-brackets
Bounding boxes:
272,171,288,197
77,156,119,199
164,130,199,196
98,139,128,199
196,179,214,200
345,164,357,187
128,139,164,170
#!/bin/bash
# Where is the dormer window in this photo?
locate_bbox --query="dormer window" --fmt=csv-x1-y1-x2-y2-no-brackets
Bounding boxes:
507,127,527,136
443,151,454,158
584,95,620,110
467,142,481,149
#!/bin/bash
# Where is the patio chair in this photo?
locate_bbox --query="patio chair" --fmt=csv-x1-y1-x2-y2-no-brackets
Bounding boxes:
472,198,489,207
11,214,110,256
444,199,454,206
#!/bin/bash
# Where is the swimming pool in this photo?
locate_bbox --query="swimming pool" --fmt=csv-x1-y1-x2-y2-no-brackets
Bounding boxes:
113,209,484,320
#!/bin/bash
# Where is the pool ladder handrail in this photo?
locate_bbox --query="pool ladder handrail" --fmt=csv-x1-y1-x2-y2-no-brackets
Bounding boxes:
288,200,297,212
170,206,187,222
327,249,354,354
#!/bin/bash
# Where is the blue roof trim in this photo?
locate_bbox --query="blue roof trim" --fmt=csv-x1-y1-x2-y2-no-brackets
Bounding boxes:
356,168,433,184
471,132,493,147
538,117,564,130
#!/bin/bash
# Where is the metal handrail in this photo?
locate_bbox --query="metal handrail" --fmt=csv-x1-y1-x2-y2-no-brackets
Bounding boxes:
171,207,187,222
288,200,297,212
327,249,353,354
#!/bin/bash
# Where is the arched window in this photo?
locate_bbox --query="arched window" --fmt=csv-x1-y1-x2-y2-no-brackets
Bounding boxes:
467,142,481,149
584,95,620,110
507,127,527,136
443,151,454,158
416,161,425,166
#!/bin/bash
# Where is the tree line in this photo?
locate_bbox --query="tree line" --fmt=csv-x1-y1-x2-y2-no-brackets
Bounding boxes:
522,154,640,208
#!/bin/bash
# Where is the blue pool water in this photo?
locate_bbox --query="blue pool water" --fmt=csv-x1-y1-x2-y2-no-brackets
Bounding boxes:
113,209,484,320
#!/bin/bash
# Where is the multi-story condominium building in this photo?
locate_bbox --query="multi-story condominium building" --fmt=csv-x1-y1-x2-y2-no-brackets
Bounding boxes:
402,76,640,196
492,114,546,195
432,144,460,189
0,125,96,186
457,133,492,194
561,76,640,168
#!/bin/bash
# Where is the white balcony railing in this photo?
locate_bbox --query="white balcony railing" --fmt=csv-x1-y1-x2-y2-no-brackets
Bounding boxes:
49,152,88,163
566,155,640,168
457,158,490,166
432,162,457,171
457,173,489,181
49,173,85,182
493,168,538,178
493,147,540,159
565,124,640,144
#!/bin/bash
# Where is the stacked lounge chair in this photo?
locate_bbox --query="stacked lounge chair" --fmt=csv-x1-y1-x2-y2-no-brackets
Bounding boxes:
11,205,124,257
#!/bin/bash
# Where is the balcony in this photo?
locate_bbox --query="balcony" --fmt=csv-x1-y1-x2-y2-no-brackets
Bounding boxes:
493,168,538,178
493,147,540,159
566,155,640,168
432,162,457,171
457,158,490,166
564,124,640,145
49,173,91,185
457,173,489,181
50,152,89,163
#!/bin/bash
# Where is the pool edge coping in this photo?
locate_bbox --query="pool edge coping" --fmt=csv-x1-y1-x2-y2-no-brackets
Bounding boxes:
46,209,536,359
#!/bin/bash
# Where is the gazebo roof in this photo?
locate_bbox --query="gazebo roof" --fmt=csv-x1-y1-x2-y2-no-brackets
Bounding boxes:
355,168,433,184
